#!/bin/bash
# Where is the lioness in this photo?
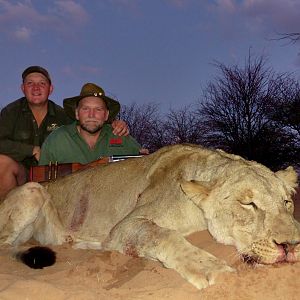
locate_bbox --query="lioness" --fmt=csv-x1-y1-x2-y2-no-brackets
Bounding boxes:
0,144,299,289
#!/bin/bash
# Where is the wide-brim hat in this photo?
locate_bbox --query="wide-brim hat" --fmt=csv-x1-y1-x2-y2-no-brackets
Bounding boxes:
63,83,120,122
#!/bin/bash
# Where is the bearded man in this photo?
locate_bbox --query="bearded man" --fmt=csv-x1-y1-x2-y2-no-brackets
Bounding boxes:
39,83,142,165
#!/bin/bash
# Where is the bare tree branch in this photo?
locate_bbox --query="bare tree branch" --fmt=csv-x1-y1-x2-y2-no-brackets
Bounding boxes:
196,53,300,170
274,33,300,44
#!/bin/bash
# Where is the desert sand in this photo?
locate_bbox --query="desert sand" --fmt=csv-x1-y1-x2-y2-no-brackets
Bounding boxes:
0,191,299,300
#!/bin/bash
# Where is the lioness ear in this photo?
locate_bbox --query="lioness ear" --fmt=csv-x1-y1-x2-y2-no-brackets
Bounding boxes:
180,180,212,206
276,166,298,189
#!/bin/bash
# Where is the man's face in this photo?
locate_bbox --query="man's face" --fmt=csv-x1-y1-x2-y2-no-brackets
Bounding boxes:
75,96,109,134
21,72,53,106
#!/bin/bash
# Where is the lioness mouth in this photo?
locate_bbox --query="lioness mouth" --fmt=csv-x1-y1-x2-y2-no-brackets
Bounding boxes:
242,241,298,265
241,254,259,265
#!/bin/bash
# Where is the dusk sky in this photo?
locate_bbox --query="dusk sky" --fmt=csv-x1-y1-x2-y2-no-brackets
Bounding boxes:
0,0,300,113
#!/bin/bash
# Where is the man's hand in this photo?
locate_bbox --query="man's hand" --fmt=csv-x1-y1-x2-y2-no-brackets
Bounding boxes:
111,120,129,136
139,148,149,155
32,146,41,161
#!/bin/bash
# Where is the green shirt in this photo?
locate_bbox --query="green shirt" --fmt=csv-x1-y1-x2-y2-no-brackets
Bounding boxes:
39,122,141,165
0,97,71,169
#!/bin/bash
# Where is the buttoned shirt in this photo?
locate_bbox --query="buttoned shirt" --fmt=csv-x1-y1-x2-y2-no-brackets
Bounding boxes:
0,97,71,169
39,122,141,165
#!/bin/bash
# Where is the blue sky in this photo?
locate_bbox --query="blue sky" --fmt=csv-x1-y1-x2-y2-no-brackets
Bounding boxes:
0,0,300,112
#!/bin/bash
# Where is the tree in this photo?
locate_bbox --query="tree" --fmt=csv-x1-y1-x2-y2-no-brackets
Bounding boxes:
163,105,205,145
269,76,300,136
118,102,167,153
268,76,300,167
197,54,299,170
119,103,206,152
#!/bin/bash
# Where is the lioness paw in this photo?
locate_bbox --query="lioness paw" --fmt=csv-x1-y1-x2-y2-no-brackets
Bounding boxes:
179,262,235,290
205,263,235,285
176,255,235,290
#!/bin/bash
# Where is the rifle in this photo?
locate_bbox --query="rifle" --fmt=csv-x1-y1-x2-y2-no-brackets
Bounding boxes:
29,155,143,183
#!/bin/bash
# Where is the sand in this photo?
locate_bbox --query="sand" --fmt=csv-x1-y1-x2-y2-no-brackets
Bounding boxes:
0,191,299,300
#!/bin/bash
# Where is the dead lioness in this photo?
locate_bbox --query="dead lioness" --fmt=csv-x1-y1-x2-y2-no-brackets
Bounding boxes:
0,144,300,290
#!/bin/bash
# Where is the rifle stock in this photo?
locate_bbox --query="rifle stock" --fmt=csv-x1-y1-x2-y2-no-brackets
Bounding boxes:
29,155,143,183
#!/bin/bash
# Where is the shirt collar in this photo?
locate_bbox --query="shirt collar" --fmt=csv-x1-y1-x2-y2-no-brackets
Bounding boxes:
47,100,56,117
20,97,31,113
21,97,55,116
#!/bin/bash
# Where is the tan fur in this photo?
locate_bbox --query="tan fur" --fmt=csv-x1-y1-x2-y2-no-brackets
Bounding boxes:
1,144,300,289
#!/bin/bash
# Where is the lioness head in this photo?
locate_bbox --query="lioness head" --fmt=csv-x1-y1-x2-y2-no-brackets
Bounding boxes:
181,161,300,265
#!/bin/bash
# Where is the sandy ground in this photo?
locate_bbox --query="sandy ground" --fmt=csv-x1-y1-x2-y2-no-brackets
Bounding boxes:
0,191,300,300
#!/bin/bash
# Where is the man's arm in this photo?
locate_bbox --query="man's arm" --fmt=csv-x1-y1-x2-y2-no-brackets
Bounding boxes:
111,120,129,136
0,107,34,161
32,146,41,161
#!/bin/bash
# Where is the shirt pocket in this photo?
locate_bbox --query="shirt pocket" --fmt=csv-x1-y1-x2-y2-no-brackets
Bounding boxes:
13,120,33,143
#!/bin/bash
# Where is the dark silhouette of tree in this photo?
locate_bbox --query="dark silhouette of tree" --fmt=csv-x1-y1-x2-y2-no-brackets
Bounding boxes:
164,105,205,145
269,77,300,136
117,53,300,169
119,103,205,152
118,102,167,153
196,54,299,170
268,77,300,167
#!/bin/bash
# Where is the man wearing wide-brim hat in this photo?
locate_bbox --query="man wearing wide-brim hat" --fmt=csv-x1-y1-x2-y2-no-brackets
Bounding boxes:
39,83,142,165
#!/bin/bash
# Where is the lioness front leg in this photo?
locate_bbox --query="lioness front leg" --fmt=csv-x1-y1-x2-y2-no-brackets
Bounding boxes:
104,218,234,290
0,182,69,246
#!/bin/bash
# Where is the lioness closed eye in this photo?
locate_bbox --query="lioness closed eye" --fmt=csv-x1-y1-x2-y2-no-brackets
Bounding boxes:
1,144,299,290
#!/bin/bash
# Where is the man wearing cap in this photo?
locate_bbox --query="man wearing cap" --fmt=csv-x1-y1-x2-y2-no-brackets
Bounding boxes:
0,67,129,200
39,83,142,165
